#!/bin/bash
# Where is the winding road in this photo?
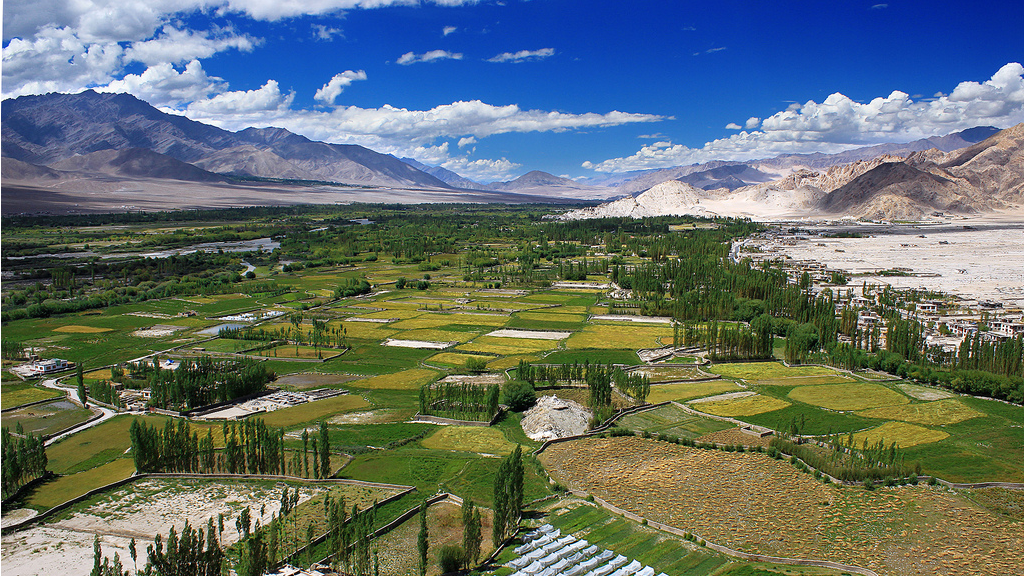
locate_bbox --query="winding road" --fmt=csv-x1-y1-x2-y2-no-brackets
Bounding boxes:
37,378,119,446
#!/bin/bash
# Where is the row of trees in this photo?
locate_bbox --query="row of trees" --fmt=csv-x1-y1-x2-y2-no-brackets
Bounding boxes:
492,446,525,547
1,426,48,499
91,519,223,576
148,357,274,411
673,317,774,361
418,382,500,421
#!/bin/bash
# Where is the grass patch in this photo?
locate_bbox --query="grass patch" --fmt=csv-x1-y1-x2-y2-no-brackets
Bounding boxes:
486,354,539,370
347,368,442,390
421,426,516,455
646,380,742,403
23,458,137,510
2,401,95,437
857,399,984,425
788,382,909,411
851,421,949,448
708,362,836,381
1,383,62,409
258,394,371,428
694,394,790,417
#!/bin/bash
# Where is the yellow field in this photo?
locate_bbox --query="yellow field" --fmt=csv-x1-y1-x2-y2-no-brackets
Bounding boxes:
551,306,590,314
53,325,112,333
567,324,673,350
347,368,442,390
84,368,113,380
788,382,909,411
337,322,399,341
852,421,949,448
398,328,479,343
351,309,422,319
428,352,494,366
391,313,509,330
645,380,743,404
458,336,559,355
755,375,856,386
420,426,515,455
857,399,983,425
708,362,837,381
258,394,371,428
693,394,790,417
372,301,423,311
517,312,585,323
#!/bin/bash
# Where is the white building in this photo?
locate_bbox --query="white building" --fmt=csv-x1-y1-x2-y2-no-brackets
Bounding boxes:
29,358,71,375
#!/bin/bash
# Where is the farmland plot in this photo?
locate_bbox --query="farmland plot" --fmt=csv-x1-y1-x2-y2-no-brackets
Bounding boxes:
540,437,1024,576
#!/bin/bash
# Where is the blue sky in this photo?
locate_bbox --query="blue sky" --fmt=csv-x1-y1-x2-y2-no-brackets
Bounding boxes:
3,0,1023,182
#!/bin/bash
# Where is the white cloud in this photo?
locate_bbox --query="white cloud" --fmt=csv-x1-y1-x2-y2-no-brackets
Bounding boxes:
124,25,257,66
313,24,343,41
314,70,367,105
487,48,555,63
584,62,1024,172
457,136,477,148
2,0,481,43
744,116,761,130
1,26,124,98
97,60,224,107
185,79,295,117
442,26,457,36
725,122,742,130
397,49,463,65
442,156,520,182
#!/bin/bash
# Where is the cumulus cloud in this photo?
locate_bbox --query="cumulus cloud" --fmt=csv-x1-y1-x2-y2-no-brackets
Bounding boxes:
397,49,463,65
725,122,742,130
584,62,1024,172
185,79,294,117
97,59,224,107
2,26,124,98
442,26,457,36
488,48,555,63
457,136,477,148
124,25,257,66
441,155,521,182
744,116,761,130
2,0,481,43
314,70,367,105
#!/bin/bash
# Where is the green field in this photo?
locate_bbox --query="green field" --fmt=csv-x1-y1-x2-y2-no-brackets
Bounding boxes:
852,421,949,448
618,403,734,439
258,394,371,428
2,400,95,437
857,399,983,425
22,458,138,510
1,382,63,409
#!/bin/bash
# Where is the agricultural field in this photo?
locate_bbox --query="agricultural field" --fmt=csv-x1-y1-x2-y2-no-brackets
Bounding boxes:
420,426,516,456
4,477,393,576
691,393,791,417
541,437,1024,576
617,403,733,439
566,324,673,350
707,362,838,382
787,383,910,411
645,380,742,404
374,500,495,576
1,382,62,410
1,400,96,437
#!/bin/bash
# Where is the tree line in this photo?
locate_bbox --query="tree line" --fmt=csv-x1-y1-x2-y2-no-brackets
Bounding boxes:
1,425,48,499
418,382,500,421
148,356,274,411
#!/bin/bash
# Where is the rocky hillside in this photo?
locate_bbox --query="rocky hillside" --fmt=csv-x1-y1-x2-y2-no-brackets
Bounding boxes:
561,124,1024,221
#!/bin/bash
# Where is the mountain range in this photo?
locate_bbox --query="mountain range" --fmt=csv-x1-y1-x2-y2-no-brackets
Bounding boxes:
561,124,1024,221
2,90,1022,219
